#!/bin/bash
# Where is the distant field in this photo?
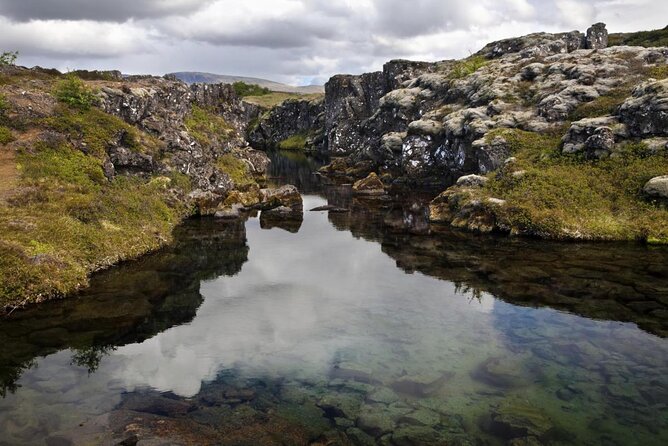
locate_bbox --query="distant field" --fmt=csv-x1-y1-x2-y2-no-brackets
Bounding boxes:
243,92,324,108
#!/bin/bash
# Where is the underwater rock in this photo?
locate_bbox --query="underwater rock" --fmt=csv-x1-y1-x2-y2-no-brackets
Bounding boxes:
331,362,380,385
390,371,454,397
398,408,441,427
366,387,400,405
356,410,396,437
118,393,196,417
346,427,376,445
317,393,363,420
485,400,555,441
471,356,532,389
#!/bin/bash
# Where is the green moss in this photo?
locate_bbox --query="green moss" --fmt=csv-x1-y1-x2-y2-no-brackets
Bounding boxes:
485,128,564,164
448,56,489,80
569,87,631,120
647,64,668,80
53,74,97,110
46,106,161,158
216,153,253,188
0,125,13,145
0,141,190,308
476,131,668,241
278,133,308,150
185,105,233,148
232,81,271,97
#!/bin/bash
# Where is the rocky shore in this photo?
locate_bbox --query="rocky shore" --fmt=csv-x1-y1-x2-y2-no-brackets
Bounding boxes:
0,67,304,311
251,23,668,242
2,22,667,310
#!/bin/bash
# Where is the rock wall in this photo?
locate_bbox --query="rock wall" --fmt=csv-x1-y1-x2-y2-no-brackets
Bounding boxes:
316,23,668,186
248,98,325,151
97,77,269,201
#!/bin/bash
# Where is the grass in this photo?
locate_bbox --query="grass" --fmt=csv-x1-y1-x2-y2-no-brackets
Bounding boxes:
232,81,271,97
216,153,254,188
53,74,97,110
278,133,308,150
452,129,668,242
609,26,668,47
0,138,192,309
184,105,233,148
569,87,631,121
46,106,162,157
448,56,489,80
243,92,323,109
0,126,13,145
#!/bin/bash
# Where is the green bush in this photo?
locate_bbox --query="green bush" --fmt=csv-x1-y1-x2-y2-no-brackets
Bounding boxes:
0,126,14,145
232,81,271,97
0,51,18,66
54,74,97,110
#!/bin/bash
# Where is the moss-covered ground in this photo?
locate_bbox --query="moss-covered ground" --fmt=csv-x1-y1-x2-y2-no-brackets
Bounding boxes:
457,128,668,242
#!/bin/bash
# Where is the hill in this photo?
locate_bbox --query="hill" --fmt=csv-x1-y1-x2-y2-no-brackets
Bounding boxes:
167,72,324,94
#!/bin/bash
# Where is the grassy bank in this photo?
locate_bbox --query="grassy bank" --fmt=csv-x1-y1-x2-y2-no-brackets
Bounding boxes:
441,128,668,242
0,72,254,312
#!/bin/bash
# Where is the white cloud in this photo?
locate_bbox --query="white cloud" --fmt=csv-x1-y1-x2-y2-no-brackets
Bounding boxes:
0,0,666,84
0,17,155,58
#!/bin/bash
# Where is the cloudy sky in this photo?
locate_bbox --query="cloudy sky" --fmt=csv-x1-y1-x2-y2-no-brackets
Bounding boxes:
0,0,666,85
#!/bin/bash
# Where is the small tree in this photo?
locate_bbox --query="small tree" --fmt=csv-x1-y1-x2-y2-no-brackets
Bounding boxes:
54,74,96,110
0,51,18,66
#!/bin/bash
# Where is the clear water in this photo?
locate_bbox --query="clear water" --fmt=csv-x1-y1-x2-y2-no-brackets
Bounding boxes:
0,152,666,445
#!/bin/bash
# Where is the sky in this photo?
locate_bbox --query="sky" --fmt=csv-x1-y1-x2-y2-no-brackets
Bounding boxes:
0,0,666,86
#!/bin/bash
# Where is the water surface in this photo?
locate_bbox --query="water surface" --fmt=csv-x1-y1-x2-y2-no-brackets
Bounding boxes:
0,152,666,445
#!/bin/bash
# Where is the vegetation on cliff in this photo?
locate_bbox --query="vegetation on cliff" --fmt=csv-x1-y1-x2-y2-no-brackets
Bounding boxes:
0,68,265,311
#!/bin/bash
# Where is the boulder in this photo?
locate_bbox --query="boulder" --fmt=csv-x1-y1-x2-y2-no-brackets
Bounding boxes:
188,189,225,216
585,23,608,50
619,78,668,137
643,176,668,200
583,126,616,159
258,185,303,211
352,172,386,196
456,174,489,188
108,146,154,172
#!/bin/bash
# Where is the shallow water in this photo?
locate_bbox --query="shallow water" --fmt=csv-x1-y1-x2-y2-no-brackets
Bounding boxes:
0,152,667,445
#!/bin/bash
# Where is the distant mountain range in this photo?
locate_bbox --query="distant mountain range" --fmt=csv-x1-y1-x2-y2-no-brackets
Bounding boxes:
167,72,324,94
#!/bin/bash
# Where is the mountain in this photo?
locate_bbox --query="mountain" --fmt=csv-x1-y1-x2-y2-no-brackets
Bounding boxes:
167,72,324,94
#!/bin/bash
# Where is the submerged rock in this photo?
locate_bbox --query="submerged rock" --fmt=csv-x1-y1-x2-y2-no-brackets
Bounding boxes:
484,400,556,441
390,372,453,397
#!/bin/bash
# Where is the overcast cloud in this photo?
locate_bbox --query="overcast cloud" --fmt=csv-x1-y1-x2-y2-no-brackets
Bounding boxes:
0,0,665,85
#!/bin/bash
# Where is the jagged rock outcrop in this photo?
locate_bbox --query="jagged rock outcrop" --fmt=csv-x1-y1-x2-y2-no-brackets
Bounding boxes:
619,78,668,137
248,97,325,151
96,76,271,208
312,22,668,189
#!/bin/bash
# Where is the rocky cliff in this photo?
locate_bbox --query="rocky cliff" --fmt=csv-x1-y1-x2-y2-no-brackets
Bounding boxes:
250,23,668,242
0,67,301,311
